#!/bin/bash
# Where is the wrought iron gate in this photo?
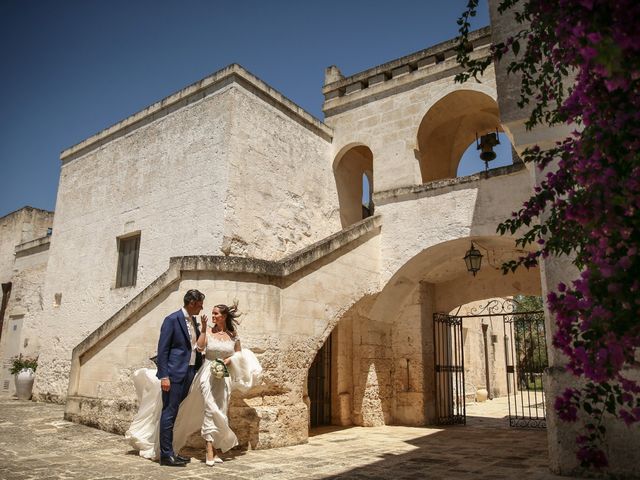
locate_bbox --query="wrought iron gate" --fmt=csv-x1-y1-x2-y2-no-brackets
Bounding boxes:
434,298,547,428
308,333,332,427
504,308,547,428
434,313,465,425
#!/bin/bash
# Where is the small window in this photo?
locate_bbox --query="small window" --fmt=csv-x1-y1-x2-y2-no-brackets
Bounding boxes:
116,233,140,288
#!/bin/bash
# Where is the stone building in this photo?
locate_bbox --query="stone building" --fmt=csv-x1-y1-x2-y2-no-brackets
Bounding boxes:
0,5,638,478
0,206,54,396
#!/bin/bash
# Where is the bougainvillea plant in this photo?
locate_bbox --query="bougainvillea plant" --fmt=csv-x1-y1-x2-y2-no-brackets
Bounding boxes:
455,0,640,470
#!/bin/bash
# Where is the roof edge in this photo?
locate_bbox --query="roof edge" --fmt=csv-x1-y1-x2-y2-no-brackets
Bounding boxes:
60,64,332,162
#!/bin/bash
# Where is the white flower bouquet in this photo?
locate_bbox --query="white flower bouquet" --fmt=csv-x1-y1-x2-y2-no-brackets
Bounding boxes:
211,359,229,379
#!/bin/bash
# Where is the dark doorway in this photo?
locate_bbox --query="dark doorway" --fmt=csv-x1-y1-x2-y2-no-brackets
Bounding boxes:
0,283,11,341
308,333,332,427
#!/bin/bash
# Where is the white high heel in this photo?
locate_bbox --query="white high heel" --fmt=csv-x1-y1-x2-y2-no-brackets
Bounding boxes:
205,455,223,466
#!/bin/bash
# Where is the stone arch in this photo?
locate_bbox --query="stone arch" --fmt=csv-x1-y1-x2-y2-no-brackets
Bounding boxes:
300,294,393,430
374,236,540,320
416,89,503,183
366,236,541,425
333,144,374,227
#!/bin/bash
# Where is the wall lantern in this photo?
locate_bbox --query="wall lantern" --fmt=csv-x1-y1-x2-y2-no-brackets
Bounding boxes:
464,242,483,276
476,128,501,171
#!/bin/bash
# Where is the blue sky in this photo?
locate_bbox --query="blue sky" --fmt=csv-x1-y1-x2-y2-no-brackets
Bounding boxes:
0,0,505,218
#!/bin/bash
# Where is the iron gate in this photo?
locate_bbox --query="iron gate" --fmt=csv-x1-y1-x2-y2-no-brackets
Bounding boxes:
433,298,547,428
434,313,465,425
308,333,332,427
504,308,547,428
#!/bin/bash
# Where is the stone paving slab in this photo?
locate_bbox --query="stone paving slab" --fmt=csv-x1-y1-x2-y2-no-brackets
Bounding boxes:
0,397,587,479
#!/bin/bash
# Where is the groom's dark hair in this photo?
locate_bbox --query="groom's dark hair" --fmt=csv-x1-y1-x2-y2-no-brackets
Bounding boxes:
183,289,205,306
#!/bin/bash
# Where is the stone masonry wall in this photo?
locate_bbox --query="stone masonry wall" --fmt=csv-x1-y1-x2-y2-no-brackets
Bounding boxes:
1,255,49,395
34,87,235,401
222,86,340,259
0,207,53,284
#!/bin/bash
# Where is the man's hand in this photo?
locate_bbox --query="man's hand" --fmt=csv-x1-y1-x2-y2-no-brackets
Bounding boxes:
161,378,171,392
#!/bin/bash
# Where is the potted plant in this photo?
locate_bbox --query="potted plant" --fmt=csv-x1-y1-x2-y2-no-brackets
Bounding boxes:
10,354,38,400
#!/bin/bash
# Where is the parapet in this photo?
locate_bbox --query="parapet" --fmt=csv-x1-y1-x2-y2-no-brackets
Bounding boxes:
322,26,491,117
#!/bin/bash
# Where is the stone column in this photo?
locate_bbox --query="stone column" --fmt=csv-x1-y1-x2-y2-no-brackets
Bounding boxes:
420,281,437,424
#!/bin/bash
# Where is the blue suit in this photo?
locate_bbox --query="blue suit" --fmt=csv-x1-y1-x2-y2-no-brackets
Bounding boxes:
157,309,202,459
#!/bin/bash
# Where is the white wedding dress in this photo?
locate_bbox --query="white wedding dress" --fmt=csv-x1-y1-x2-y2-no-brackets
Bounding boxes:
125,335,262,459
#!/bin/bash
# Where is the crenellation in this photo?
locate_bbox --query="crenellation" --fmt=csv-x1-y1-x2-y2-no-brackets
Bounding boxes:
322,26,491,112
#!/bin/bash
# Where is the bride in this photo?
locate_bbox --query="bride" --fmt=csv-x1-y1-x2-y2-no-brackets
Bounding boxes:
125,302,261,465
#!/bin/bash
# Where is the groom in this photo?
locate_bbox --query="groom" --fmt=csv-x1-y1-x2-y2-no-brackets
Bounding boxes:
156,289,205,466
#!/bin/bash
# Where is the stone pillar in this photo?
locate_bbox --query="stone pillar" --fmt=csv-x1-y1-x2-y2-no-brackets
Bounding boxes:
391,281,432,425
420,281,437,424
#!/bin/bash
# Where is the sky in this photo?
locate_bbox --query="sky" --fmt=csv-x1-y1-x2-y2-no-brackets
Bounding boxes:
0,0,506,218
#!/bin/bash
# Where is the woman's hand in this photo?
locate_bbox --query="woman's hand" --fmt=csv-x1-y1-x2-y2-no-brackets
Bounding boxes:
200,314,208,331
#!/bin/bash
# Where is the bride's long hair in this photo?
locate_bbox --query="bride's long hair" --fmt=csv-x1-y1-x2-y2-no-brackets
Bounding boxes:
213,301,241,335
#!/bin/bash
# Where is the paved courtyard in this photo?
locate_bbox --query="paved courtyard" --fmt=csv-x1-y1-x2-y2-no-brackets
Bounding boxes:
0,396,585,480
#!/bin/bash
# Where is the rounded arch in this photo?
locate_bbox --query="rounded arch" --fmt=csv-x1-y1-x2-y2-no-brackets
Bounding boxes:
370,236,541,323
416,89,503,183
333,144,374,227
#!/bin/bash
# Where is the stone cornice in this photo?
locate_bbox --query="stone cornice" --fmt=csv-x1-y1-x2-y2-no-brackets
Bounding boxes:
374,163,525,205
15,235,51,256
60,64,333,163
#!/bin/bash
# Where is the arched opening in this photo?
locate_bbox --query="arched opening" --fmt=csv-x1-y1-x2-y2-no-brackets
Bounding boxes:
302,237,545,434
362,170,374,218
456,132,515,177
357,236,543,427
307,332,333,428
334,145,374,227
416,90,509,182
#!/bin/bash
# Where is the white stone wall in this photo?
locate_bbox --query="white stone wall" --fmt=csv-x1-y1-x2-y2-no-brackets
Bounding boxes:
0,207,53,284
377,168,535,286
33,67,343,400
35,88,235,400
0,247,50,396
223,86,340,259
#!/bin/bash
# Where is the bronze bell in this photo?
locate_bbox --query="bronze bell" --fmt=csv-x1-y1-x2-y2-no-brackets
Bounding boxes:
476,130,500,162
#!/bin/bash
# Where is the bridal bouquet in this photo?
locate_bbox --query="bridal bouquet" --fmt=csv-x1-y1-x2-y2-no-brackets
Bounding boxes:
211,359,229,379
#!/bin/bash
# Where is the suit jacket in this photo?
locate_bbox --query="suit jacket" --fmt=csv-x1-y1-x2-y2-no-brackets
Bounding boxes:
156,309,202,382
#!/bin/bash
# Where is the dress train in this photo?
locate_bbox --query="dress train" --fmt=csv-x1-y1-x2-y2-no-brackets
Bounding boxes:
125,348,261,459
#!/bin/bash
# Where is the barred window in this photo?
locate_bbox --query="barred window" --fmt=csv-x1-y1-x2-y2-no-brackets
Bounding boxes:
116,234,140,288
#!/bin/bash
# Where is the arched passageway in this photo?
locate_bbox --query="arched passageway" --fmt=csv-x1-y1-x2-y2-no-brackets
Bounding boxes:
304,236,544,433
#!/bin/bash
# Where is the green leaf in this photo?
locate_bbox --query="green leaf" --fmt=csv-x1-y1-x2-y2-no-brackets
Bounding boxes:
512,40,520,56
